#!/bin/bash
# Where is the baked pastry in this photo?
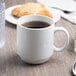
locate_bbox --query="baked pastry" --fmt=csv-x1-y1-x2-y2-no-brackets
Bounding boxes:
12,2,53,18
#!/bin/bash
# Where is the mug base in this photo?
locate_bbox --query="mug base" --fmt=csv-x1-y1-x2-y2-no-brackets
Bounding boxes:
20,57,50,64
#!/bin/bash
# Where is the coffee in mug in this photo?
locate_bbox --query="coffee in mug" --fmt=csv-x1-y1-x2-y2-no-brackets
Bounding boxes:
22,21,50,28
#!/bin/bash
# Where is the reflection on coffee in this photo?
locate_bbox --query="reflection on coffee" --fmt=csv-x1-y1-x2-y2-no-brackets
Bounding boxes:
22,21,50,29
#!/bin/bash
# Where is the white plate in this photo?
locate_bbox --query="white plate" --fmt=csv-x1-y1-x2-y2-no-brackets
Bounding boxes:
5,5,61,25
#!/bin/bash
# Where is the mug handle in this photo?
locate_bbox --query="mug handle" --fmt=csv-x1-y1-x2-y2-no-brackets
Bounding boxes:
54,27,69,51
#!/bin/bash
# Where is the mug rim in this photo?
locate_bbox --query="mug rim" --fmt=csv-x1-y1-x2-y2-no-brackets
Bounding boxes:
17,15,54,30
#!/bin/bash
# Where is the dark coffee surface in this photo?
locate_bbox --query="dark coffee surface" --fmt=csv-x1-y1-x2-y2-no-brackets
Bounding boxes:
22,21,50,28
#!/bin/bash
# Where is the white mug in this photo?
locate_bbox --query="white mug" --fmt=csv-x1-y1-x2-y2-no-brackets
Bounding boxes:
17,15,69,64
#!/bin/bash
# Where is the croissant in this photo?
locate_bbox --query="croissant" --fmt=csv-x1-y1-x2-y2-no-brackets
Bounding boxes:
12,2,53,18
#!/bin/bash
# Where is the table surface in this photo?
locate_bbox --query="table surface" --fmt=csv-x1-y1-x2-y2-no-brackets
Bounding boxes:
0,0,76,76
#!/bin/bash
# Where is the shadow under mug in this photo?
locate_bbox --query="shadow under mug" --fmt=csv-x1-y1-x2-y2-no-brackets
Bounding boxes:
17,15,69,64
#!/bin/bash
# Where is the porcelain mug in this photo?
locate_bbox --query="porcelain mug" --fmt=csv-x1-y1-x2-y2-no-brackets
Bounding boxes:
17,15,69,64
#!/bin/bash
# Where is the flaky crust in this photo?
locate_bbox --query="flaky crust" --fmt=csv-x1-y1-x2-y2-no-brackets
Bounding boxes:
12,2,53,18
